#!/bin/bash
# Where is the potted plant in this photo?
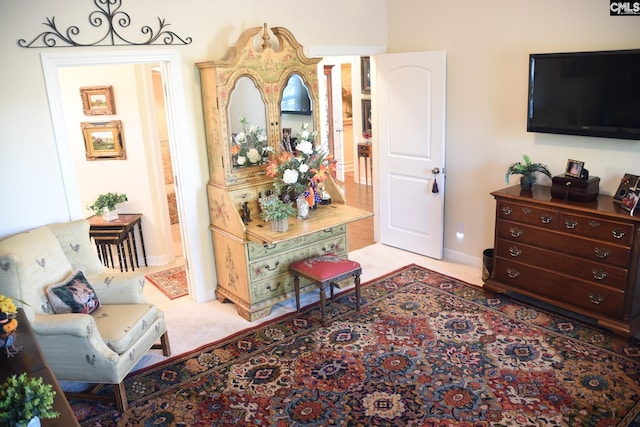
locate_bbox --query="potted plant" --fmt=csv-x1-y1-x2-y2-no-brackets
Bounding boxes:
87,192,128,221
0,373,59,427
260,198,297,232
505,154,552,190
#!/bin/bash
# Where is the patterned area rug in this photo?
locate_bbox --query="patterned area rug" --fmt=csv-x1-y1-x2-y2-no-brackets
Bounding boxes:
72,265,640,426
145,266,187,300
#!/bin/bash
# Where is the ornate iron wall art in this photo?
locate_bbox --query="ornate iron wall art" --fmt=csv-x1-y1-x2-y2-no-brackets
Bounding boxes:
18,0,192,48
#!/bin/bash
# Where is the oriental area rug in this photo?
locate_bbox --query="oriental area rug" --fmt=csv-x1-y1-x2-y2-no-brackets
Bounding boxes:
145,266,188,300
71,265,640,426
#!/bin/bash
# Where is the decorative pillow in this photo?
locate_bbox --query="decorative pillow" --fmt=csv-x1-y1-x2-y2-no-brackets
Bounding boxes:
46,270,101,314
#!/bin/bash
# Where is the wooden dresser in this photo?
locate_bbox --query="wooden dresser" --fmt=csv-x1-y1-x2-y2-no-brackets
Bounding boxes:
484,185,640,338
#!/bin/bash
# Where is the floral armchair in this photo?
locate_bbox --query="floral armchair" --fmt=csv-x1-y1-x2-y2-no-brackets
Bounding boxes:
0,219,170,412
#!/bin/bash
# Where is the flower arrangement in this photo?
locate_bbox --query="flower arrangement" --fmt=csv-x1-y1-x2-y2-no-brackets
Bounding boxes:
87,192,128,215
266,123,333,197
0,373,59,426
0,294,19,356
231,117,272,167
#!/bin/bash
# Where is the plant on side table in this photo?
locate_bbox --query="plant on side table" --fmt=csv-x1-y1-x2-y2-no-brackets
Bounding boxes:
87,192,128,221
260,198,297,232
0,373,59,427
505,154,552,190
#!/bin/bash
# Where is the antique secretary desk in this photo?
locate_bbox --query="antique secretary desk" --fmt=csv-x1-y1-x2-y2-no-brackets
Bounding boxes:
196,24,372,321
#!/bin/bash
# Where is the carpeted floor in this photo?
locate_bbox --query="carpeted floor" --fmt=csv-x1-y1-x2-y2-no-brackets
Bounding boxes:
71,265,640,426
145,266,188,300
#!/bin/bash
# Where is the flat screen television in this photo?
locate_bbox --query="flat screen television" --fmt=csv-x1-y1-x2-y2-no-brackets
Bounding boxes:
281,74,312,115
527,49,640,140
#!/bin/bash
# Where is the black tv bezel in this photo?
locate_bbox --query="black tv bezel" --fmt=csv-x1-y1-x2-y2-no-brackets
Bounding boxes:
526,48,640,141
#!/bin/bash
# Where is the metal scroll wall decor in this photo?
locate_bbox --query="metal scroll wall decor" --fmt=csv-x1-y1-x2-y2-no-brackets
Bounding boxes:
18,0,192,48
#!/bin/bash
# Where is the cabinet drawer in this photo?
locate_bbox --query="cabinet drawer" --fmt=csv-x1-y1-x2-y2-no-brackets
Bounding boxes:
497,200,558,229
493,258,625,319
497,219,631,267
495,238,628,290
558,212,633,246
247,224,346,260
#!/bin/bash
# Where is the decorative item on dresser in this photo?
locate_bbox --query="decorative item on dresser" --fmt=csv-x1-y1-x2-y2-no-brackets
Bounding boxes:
196,23,373,321
484,184,640,338
505,154,552,191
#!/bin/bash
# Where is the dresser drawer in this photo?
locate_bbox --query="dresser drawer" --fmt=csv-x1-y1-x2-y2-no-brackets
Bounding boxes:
558,212,633,246
493,258,625,319
495,238,628,290
248,234,347,282
497,200,558,229
247,224,346,260
497,219,631,267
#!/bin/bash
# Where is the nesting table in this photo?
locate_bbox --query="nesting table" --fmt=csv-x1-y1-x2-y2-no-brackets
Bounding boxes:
88,213,147,272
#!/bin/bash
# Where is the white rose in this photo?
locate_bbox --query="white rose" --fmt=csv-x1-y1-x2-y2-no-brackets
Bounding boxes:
283,169,299,184
300,130,310,140
235,132,247,144
298,164,309,173
258,132,267,142
247,148,262,163
249,125,258,134
296,140,313,155
237,156,246,165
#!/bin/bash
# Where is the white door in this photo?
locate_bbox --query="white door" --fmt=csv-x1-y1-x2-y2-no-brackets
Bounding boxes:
375,51,446,258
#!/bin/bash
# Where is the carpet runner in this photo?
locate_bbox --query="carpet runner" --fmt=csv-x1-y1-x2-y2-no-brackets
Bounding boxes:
71,265,640,426
145,266,188,300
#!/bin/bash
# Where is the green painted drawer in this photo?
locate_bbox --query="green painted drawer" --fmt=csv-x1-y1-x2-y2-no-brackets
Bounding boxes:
247,224,346,260
250,271,315,304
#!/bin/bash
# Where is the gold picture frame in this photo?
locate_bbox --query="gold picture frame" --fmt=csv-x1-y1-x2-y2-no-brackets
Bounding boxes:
80,85,116,115
565,159,584,178
81,121,126,160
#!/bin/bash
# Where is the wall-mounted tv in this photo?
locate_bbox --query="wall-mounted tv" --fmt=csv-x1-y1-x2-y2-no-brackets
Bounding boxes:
281,74,312,115
527,49,640,141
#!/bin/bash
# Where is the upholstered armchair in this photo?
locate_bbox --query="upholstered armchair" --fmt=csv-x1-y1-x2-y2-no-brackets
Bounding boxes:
0,219,170,412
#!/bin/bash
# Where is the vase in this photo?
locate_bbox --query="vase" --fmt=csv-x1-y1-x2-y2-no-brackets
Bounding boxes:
520,176,534,191
296,194,310,219
102,207,119,221
271,218,289,232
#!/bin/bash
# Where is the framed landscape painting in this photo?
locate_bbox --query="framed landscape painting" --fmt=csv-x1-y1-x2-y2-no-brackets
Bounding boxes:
81,121,126,160
80,85,116,115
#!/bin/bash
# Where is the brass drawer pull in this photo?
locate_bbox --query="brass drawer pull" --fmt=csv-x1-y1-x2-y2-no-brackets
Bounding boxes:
506,268,520,279
592,269,608,281
540,215,552,224
264,261,280,271
322,244,335,253
588,292,604,305
501,206,513,216
564,219,577,229
323,228,335,233
612,229,625,239
522,207,531,215
508,246,522,257
588,220,600,228
509,227,523,238
266,282,282,292
594,247,610,259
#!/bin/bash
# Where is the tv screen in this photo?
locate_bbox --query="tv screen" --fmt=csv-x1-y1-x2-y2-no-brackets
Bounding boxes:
281,74,312,115
527,49,640,140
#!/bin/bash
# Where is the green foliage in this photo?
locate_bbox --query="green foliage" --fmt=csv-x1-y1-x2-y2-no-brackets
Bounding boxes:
505,154,552,184
87,192,128,214
260,198,297,221
0,373,59,426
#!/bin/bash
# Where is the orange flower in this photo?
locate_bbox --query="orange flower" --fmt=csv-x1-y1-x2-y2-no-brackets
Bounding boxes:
2,318,18,334
230,144,240,155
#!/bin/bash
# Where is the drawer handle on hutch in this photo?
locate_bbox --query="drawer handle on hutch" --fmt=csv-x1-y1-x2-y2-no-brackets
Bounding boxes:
267,282,282,292
594,247,610,259
588,220,600,228
540,215,552,224
564,219,577,229
506,268,520,279
592,269,608,281
323,228,335,233
588,292,604,305
322,244,335,253
263,243,277,250
611,229,625,239
508,246,522,257
501,206,513,216
263,261,280,271
522,207,531,215
509,227,523,238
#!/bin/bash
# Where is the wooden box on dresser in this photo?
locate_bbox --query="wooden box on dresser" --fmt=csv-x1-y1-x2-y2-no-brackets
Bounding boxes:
484,185,640,338
196,24,372,321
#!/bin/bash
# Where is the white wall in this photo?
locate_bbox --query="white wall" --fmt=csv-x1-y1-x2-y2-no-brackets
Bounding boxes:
387,0,640,264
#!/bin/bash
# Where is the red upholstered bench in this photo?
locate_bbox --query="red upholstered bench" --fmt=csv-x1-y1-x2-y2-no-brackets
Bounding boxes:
290,253,362,322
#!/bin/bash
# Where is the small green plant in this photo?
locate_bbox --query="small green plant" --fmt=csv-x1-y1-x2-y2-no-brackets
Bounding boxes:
505,154,552,184
260,198,297,222
0,373,59,426
87,192,128,214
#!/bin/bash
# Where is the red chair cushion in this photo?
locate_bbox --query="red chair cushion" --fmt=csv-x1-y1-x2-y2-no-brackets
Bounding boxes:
290,253,361,282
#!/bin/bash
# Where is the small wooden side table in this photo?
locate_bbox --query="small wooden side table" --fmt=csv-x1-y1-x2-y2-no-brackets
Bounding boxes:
357,142,372,186
88,213,147,272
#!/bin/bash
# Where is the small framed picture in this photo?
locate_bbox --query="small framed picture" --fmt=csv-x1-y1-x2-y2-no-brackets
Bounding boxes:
80,85,116,115
362,99,372,136
565,159,584,178
360,56,371,94
81,121,126,160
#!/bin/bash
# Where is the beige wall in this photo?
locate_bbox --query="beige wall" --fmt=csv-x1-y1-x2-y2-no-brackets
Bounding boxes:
387,0,640,262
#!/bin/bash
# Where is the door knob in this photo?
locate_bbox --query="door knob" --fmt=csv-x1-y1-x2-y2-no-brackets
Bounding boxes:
432,167,440,175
